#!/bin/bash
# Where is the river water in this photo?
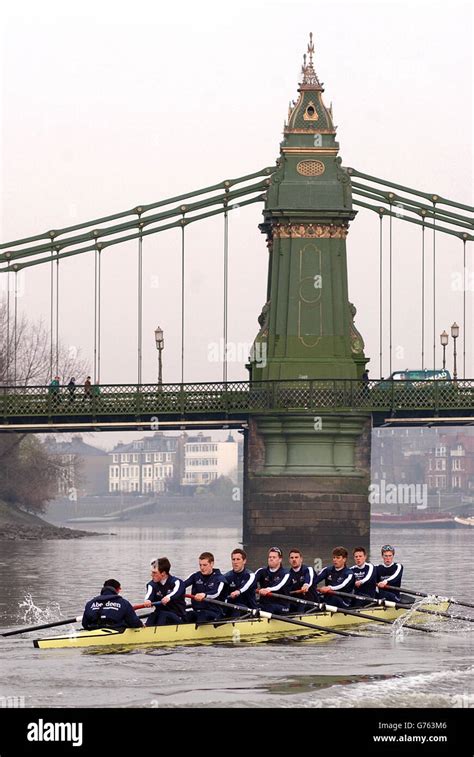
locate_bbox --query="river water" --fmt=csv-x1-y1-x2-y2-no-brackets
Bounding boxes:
0,524,472,710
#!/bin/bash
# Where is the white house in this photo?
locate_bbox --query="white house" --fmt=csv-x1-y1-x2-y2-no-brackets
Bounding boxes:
182,432,238,487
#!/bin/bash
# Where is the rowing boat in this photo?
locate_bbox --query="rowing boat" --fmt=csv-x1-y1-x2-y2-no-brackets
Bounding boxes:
33,602,449,650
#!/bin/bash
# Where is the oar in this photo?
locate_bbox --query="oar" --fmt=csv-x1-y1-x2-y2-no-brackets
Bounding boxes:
1,600,151,637
185,593,363,638
271,591,433,633
389,586,474,610
327,589,474,624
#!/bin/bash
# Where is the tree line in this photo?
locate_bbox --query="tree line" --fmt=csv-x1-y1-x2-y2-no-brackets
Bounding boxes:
0,299,88,513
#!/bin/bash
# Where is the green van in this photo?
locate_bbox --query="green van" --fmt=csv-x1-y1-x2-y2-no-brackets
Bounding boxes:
377,369,451,389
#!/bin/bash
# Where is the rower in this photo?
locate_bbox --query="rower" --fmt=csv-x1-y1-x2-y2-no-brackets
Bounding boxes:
350,547,377,606
82,579,143,630
255,547,290,614
224,548,257,616
314,547,355,608
376,544,404,602
143,557,186,626
184,552,228,622
287,548,315,613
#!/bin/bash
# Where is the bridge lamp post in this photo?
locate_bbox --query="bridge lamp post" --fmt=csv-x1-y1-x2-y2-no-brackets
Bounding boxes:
451,322,459,382
154,326,164,386
440,330,449,371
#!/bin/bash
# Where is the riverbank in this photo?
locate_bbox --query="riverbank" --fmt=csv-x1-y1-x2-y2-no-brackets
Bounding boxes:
0,500,97,541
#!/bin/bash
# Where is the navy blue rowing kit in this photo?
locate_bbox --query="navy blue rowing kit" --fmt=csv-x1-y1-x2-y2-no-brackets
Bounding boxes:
255,565,290,614
376,561,404,602
287,564,315,611
82,586,142,630
314,565,355,608
184,569,227,621
144,574,186,626
350,561,377,600
224,568,257,610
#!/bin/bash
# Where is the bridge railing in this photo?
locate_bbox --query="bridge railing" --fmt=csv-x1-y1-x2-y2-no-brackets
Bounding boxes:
1,378,474,420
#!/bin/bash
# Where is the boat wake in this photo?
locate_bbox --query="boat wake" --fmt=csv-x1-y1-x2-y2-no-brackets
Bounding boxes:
293,665,474,709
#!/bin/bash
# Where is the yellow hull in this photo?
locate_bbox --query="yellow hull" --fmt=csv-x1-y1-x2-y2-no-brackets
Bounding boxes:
33,603,448,650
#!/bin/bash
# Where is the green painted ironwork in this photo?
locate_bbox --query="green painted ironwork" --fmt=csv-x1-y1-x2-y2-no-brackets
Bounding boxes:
0,168,276,272
1,379,473,425
249,44,365,383
346,167,474,213
2,163,471,273
0,167,276,251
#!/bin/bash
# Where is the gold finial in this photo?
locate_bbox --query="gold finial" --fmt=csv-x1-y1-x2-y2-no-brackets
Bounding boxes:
300,32,322,90
308,32,314,65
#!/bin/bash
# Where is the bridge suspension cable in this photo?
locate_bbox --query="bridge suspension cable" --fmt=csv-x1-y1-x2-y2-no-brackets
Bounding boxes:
346,167,474,214
421,220,425,370
50,254,53,380
347,167,473,379
378,213,383,377
56,249,60,378
137,218,143,386
13,272,18,385
0,167,275,271
223,193,229,384
463,239,467,377
181,218,185,384
49,247,60,380
1,164,471,384
432,201,437,373
93,246,102,385
6,267,11,381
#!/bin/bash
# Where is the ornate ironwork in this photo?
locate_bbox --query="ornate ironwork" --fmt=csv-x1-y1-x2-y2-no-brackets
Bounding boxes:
300,33,323,90
296,160,325,176
273,223,348,239
1,379,473,427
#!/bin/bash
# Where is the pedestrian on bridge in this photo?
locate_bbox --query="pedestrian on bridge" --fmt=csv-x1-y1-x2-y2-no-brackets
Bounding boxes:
83,376,92,400
48,376,61,406
362,369,370,402
48,376,60,394
67,377,76,402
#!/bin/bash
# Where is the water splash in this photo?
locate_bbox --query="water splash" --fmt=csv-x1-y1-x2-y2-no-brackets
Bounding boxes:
390,595,441,639
17,593,62,624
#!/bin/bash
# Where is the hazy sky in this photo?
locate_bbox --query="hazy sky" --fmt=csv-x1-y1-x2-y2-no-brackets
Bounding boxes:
1,0,472,448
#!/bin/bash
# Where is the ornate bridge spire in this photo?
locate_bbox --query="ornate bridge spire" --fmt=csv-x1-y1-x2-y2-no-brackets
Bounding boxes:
285,32,333,134
300,32,323,90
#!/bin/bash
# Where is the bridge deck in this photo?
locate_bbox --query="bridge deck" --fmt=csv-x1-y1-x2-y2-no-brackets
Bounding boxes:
1,380,473,432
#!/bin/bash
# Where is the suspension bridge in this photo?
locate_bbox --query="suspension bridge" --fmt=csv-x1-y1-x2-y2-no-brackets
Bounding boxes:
1,35,472,548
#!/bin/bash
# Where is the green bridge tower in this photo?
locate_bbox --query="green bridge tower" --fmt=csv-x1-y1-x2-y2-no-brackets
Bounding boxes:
244,35,371,560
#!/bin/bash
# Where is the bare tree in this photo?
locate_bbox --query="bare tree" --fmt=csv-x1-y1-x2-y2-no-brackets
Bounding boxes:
0,299,90,513
0,298,89,386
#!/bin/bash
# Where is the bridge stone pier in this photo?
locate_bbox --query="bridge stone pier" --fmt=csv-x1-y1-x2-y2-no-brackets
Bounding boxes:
244,36,371,562
243,415,371,565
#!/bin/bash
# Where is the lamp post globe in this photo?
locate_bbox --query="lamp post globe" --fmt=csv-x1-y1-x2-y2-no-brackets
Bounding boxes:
440,330,448,371
154,326,164,350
